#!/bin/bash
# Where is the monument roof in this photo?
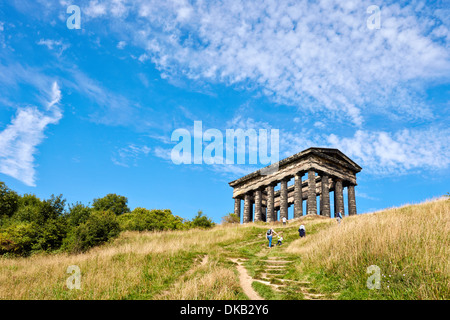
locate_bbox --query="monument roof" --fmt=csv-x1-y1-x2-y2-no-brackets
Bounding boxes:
229,147,362,187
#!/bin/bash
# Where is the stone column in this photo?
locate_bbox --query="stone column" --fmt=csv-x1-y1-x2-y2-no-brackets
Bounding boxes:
306,169,317,215
348,184,357,216
294,172,304,218
266,184,275,223
280,178,288,220
334,178,345,216
234,197,241,222
243,193,252,223
320,173,331,217
254,189,262,222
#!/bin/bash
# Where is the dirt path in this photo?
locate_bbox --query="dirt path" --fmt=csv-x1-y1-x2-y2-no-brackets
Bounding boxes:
225,228,337,300
229,258,264,300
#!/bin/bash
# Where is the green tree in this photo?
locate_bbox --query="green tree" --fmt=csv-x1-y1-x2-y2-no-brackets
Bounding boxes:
190,210,215,229
63,211,120,253
92,193,130,216
10,194,69,254
66,202,92,227
0,181,20,218
118,208,186,231
0,222,37,256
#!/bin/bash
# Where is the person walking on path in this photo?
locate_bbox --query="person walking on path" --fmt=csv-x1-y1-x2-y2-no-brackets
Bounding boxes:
299,225,306,238
336,211,343,224
266,228,278,248
282,216,287,225
276,234,284,246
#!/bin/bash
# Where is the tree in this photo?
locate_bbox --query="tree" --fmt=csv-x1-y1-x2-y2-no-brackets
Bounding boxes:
0,182,20,218
118,208,186,231
66,202,92,227
63,211,120,253
190,210,215,229
92,193,130,216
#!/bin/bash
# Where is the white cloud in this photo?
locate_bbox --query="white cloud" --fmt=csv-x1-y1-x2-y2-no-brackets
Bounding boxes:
112,144,151,167
117,40,126,49
84,0,107,18
0,82,62,186
103,0,449,126
326,128,450,175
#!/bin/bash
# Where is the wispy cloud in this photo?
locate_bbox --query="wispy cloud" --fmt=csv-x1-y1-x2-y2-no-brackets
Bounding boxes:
37,38,70,54
0,82,62,186
111,144,151,167
81,0,450,126
326,128,450,175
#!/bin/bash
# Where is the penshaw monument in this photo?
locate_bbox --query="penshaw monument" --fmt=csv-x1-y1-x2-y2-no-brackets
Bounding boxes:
229,147,362,223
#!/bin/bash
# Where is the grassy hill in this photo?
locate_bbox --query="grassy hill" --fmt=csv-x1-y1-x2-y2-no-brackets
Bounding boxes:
0,197,448,300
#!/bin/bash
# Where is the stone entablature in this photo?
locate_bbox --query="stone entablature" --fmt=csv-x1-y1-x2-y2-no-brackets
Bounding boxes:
229,147,362,223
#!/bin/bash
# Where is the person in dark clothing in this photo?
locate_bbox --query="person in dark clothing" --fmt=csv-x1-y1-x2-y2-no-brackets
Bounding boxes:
298,225,306,238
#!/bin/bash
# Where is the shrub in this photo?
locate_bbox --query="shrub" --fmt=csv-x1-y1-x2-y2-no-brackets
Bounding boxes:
190,210,215,229
0,222,37,256
92,194,130,216
118,208,186,232
63,211,120,253
221,213,240,224
0,182,20,218
66,202,92,227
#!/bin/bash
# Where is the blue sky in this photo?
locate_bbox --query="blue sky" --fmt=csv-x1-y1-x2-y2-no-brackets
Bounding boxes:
0,0,449,223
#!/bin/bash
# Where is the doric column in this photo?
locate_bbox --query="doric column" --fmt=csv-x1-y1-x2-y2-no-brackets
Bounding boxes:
280,178,288,220
306,169,317,215
320,173,331,217
266,184,275,223
294,172,304,218
348,184,357,216
234,197,241,221
243,193,252,223
334,178,345,216
254,189,262,222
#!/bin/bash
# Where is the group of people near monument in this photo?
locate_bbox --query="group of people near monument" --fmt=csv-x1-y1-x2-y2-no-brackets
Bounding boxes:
265,224,305,248
265,211,343,247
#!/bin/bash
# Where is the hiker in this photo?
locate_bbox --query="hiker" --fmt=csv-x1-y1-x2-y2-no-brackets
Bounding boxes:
298,225,306,238
282,216,287,225
276,234,283,246
266,228,277,248
336,211,343,224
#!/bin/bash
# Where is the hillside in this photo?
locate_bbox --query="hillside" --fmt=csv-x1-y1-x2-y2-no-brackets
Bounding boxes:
0,198,448,300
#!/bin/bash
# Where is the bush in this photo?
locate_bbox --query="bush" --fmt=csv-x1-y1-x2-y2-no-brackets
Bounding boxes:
0,182,20,218
190,210,215,229
63,211,120,253
221,213,240,224
118,208,186,232
92,193,130,216
66,202,92,227
0,222,37,256
6,194,69,254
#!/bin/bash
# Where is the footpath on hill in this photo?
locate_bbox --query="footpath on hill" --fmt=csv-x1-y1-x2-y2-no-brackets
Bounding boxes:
220,218,338,300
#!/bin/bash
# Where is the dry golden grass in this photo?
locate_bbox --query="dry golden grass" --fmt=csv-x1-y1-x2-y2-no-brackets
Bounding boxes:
286,197,450,299
1,199,448,300
0,224,250,299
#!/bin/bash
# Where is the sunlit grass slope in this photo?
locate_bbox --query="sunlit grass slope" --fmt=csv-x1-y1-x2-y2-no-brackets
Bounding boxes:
0,198,448,300
286,197,449,299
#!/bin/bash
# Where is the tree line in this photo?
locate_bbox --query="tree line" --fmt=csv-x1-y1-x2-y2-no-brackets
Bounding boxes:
0,181,215,256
